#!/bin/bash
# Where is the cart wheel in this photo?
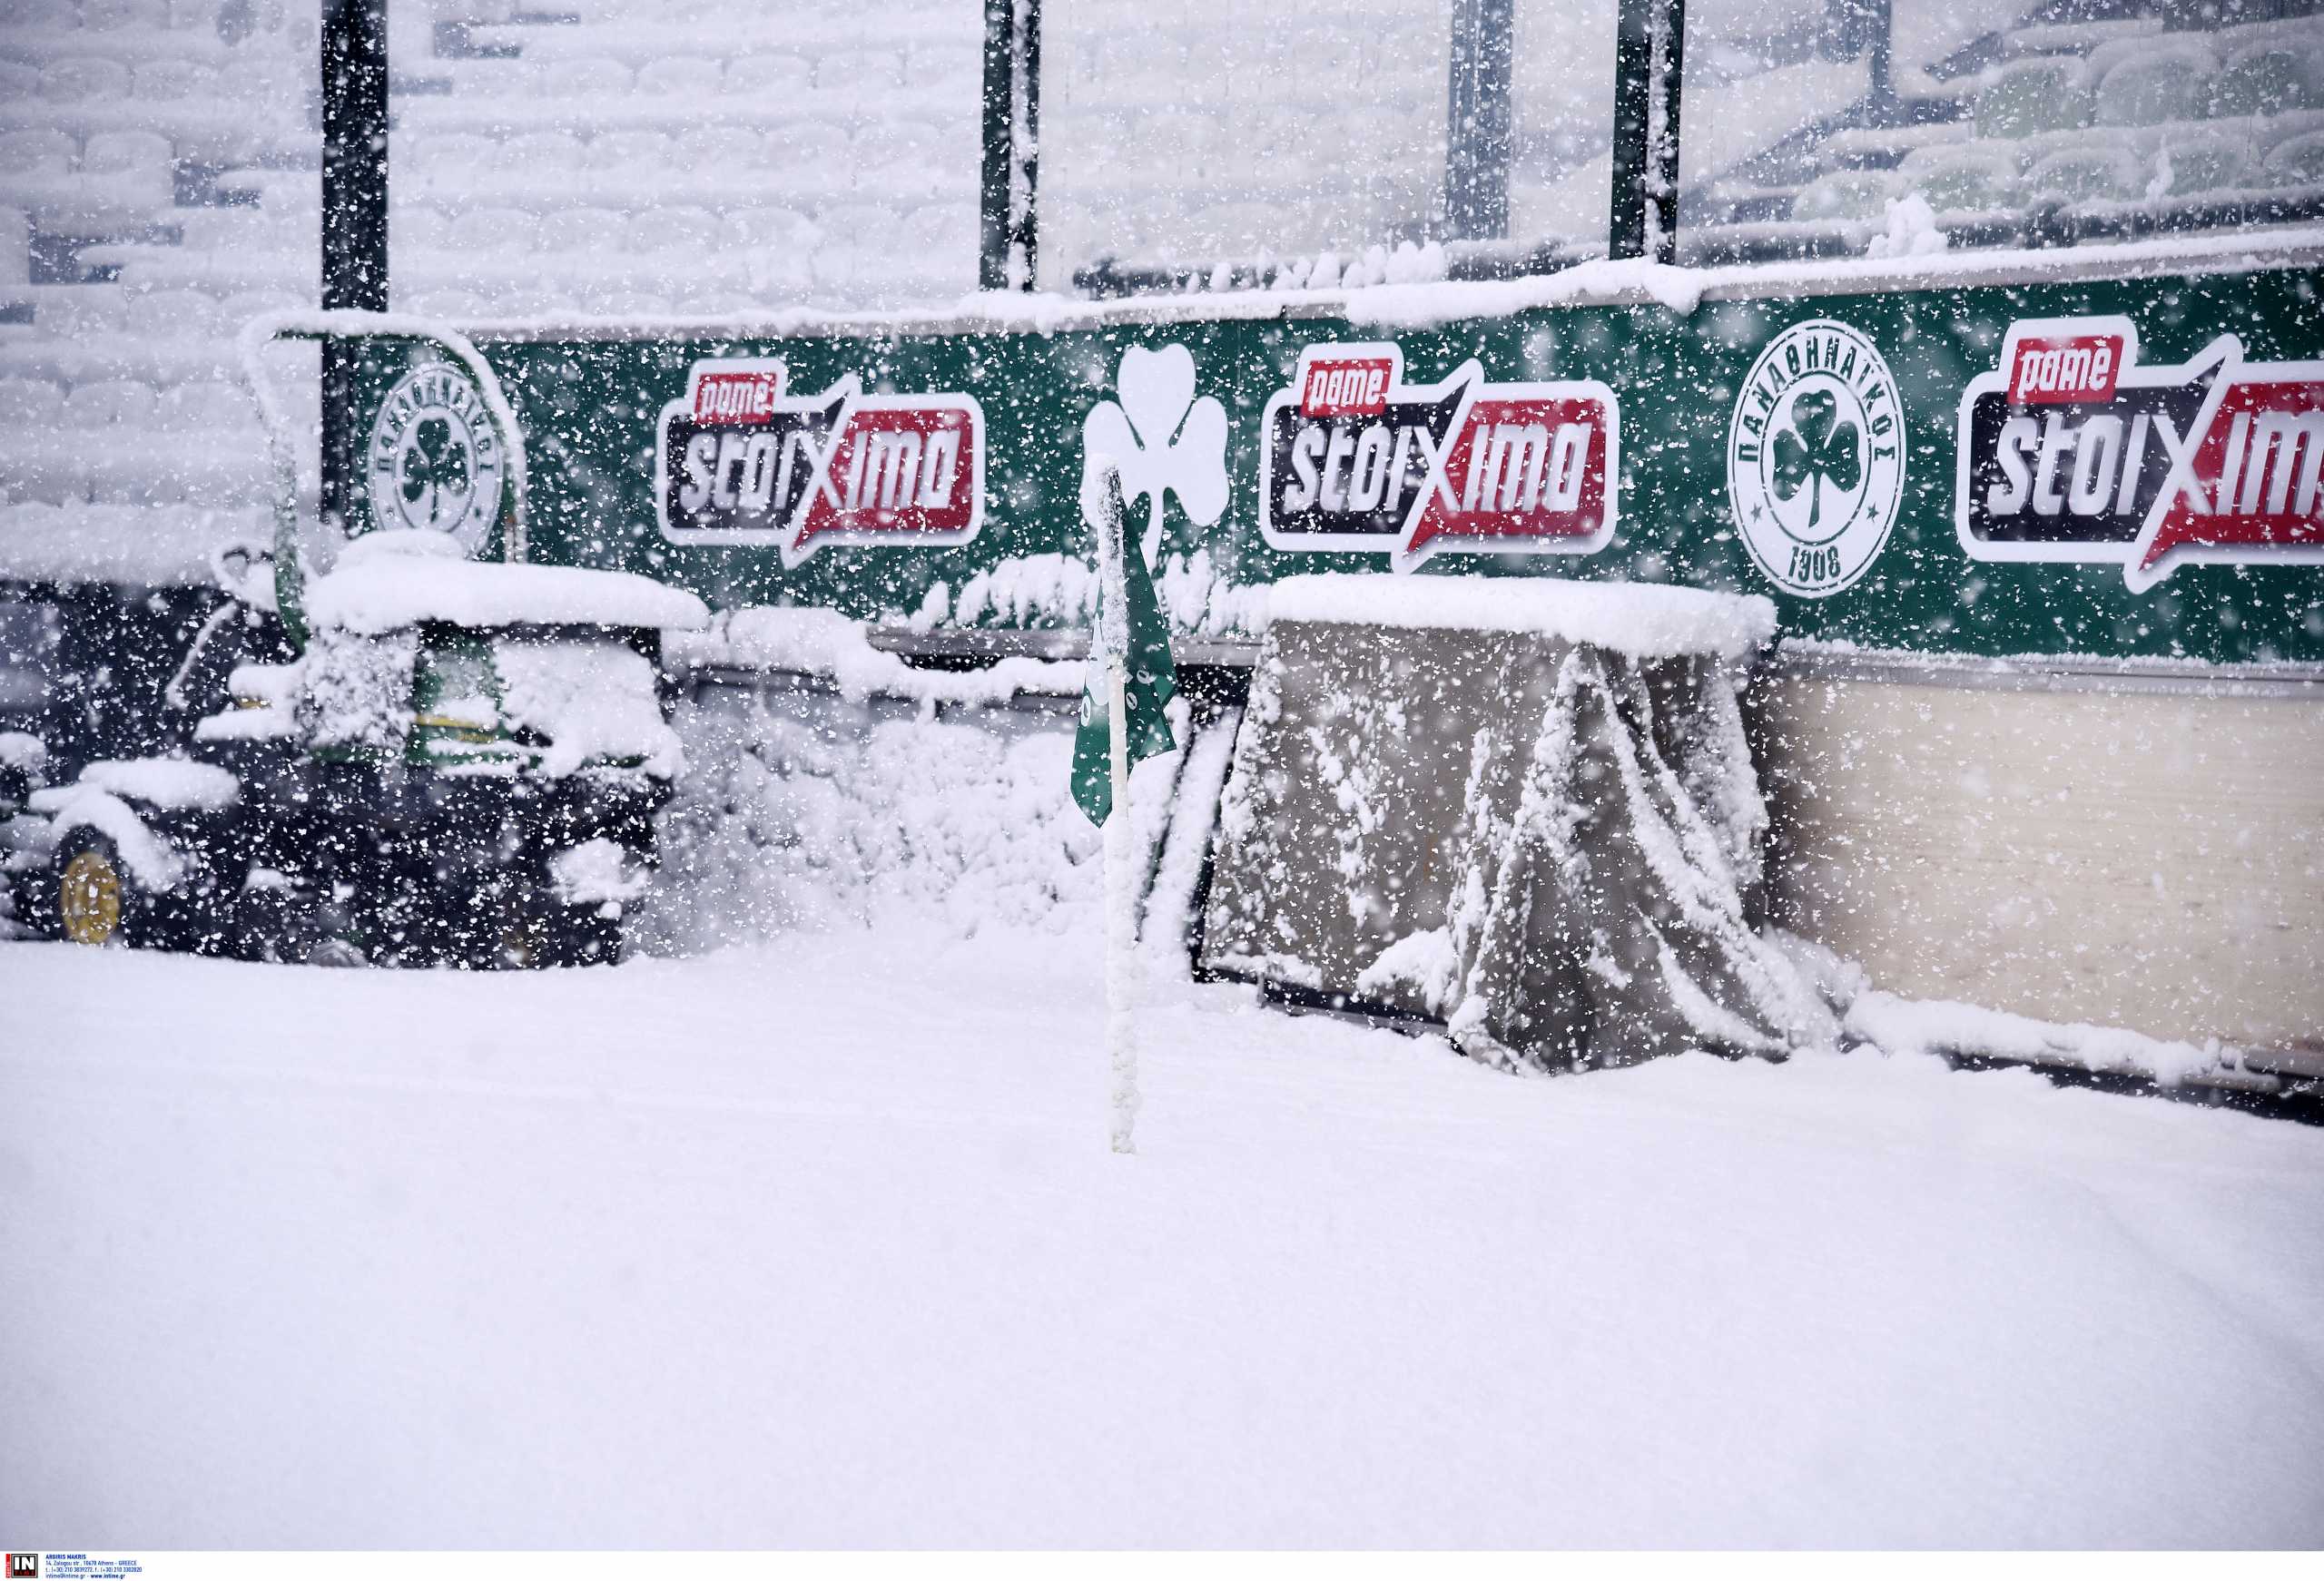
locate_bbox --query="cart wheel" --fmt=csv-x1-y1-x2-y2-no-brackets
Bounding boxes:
55,832,141,948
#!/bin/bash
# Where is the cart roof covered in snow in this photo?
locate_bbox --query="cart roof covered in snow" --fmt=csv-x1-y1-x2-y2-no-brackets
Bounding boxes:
1265,574,1776,663
307,534,709,635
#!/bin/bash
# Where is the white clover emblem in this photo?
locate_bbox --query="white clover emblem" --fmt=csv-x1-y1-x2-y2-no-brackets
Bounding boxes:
1081,343,1230,565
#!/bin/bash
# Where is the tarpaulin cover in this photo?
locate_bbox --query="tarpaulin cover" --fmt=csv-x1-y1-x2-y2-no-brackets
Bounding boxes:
1201,582,1833,1069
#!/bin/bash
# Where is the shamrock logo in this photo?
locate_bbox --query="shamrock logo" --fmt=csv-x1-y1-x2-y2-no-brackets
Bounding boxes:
1081,343,1230,565
399,415,472,527
1769,389,1860,537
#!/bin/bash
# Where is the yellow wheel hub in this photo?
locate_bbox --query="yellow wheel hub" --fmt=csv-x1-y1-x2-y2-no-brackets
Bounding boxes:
59,849,123,946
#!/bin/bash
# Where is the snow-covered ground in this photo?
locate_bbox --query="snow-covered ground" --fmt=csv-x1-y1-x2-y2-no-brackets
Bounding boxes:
4,933,2321,1547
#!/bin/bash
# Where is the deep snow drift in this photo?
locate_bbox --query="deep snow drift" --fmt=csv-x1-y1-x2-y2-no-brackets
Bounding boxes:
3,934,2321,1547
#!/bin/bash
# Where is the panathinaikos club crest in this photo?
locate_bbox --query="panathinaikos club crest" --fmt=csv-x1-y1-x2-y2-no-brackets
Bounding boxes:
1727,318,1906,600
367,360,507,553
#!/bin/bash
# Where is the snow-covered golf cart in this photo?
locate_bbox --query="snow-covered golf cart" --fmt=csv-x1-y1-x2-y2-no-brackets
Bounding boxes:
0,539,286,955
0,325,708,967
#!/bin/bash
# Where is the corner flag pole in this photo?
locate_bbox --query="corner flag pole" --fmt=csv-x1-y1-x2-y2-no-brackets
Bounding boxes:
1094,457,1140,1155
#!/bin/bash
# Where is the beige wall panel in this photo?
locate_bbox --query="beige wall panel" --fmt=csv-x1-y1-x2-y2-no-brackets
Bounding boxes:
1757,674,2324,1051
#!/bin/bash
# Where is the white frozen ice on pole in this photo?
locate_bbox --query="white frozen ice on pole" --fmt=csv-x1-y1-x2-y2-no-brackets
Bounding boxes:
1106,644,1138,1155
1089,449,1141,1156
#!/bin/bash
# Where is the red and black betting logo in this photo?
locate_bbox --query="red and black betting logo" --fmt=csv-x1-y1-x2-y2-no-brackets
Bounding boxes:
655,358,986,568
1260,341,1620,571
1956,315,2324,589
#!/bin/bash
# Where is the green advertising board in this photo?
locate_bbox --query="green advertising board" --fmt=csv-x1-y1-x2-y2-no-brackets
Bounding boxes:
341,242,2324,667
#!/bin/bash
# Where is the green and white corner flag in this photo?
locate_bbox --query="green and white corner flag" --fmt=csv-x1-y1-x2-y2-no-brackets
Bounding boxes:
1071,458,1178,826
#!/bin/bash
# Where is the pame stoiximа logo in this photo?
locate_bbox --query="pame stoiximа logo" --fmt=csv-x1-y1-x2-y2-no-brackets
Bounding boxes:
1727,319,1905,599
6,1552,38,1578
367,360,507,555
1259,340,1619,573
1955,315,2324,591
655,358,986,569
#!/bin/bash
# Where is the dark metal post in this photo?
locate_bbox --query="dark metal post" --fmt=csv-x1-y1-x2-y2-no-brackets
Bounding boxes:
979,0,1040,291
1867,0,1894,113
1823,0,1892,109
1444,0,1514,241
320,0,389,526
1609,0,1685,263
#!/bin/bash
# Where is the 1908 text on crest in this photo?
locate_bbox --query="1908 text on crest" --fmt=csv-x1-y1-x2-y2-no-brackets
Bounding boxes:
1728,319,1905,599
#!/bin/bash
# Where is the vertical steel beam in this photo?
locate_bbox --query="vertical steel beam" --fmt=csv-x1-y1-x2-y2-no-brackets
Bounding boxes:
320,0,389,527
1445,0,1514,241
1867,0,1894,112
1609,0,1685,263
1823,0,1892,107
979,0,1040,291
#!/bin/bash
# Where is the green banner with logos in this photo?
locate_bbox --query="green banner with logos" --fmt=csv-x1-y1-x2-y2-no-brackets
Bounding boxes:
346,259,2324,666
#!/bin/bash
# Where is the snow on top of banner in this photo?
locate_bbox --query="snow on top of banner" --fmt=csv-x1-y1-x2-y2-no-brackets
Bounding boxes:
1265,574,1777,661
308,534,708,634
1347,229,2324,329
